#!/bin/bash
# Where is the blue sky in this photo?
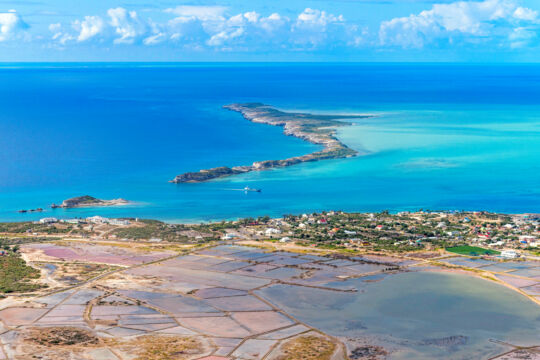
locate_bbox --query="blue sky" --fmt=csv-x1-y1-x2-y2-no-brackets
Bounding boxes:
1,0,539,61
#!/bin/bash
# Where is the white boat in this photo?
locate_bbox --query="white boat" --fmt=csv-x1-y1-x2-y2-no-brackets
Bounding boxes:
244,186,261,193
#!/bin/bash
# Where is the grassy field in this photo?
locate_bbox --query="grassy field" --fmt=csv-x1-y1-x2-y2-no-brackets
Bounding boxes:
446,245,500,256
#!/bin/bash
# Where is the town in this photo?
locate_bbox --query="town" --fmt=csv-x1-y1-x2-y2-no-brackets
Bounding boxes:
2,210,539,260
237,210,540,259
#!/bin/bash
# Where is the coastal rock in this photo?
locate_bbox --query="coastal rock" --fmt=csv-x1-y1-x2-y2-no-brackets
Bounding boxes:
51,195,128,209
171,103,371,183
170,167,246,183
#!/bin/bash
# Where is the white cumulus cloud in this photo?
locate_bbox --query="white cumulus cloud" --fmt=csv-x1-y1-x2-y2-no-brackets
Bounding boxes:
75,15,105,42
296,8,344,27
54,8,154,45
49,22,74,44
165,6,227,21
165,6,348,48
292,8,347,46
108,7,147,44
513,6,538,21
0,10,28,42
207,27,244,46
42,2,538,53
379,0,539,48
46,7,352,49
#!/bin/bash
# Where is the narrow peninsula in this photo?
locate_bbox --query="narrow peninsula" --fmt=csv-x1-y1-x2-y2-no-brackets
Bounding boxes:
171,103,370,183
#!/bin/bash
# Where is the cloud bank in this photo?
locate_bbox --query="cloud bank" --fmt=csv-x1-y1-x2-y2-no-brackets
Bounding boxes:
2,0,539,55
379,0,539,48
44,6,353,50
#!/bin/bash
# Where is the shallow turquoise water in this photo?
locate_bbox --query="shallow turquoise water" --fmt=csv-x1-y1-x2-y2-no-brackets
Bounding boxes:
257,271,540,359
0,63,539,221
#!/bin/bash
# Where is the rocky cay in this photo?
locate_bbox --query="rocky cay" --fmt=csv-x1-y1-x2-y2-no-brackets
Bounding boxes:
51,195,129,209
171,103,370,183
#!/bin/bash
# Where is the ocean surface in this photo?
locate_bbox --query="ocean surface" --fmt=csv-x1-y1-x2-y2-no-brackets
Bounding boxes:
1,63,539,222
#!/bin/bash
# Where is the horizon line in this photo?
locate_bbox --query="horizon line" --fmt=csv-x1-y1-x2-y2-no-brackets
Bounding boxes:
1,61,540,65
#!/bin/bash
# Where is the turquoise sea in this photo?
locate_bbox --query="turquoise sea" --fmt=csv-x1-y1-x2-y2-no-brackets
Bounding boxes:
1,63,539,222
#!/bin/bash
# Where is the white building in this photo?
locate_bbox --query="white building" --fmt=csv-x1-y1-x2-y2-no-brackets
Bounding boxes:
108,219,130,226
39,217,58,224
265,228,281,236
62,219,83,224
279,237,291,243
86,216,109,224
222,233,237,240
501,250,519,259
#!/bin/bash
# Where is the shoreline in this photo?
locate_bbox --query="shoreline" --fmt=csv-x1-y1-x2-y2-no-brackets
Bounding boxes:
170,103,371,183
9,207,538,225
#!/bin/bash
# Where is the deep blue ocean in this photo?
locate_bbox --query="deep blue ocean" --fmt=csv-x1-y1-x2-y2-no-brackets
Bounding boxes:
1,63,539,222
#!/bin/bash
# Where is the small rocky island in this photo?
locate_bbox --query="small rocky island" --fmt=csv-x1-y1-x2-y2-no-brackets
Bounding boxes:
51,195,129,209
171,103,370,183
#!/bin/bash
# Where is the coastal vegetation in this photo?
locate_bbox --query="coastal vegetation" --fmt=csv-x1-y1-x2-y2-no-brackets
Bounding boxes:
0,221,72,234
0,252,43,293
111,219,222,243
0,236,55,247
446,245,500,256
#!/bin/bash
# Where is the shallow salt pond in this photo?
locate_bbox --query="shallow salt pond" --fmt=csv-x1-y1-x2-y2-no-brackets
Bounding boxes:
256,271,540,359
